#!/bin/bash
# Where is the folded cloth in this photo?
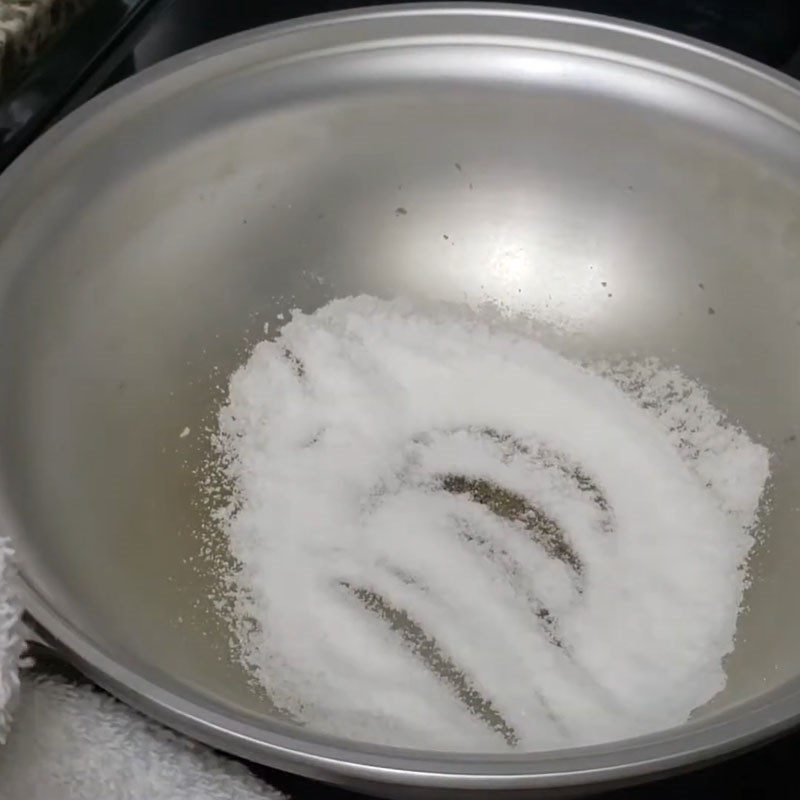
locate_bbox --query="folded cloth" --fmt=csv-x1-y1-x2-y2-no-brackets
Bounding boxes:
0,536,22,742
0,0,96,93
0,676,284,800
0,536,283,800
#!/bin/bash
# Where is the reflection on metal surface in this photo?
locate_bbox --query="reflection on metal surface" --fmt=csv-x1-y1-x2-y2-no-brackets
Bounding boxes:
0,5,798,796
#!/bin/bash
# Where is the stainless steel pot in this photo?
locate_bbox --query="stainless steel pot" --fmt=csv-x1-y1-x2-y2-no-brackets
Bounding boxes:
1,5,799,797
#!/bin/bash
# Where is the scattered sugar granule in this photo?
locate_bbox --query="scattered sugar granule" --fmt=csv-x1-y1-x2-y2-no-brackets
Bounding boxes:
179,427,191,439
212,295,770,752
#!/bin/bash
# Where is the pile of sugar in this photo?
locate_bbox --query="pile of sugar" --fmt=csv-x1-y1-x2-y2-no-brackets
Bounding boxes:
214,296,769,751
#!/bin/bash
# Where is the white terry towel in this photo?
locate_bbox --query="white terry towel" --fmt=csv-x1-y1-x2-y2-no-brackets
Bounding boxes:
0,536,23,741
0,536,283,800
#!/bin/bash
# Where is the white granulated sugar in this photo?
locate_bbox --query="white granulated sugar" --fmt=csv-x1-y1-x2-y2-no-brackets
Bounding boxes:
214,296,769,751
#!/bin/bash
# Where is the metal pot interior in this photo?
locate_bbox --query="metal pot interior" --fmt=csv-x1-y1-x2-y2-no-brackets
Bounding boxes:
0,5,799,790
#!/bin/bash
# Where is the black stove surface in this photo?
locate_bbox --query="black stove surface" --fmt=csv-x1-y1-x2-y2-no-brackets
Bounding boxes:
4,1,799,797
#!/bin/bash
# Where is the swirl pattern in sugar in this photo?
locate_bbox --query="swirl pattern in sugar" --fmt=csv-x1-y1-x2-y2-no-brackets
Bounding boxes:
215,296,769,751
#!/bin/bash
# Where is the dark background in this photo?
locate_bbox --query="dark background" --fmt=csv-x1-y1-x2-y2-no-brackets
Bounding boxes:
5,1,800,797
